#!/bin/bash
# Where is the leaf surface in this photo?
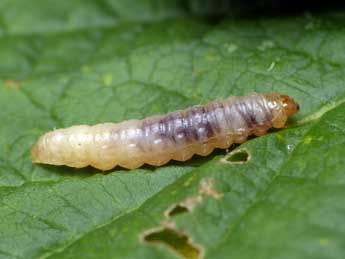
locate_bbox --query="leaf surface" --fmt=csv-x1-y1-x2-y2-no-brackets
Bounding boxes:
0,1,345,258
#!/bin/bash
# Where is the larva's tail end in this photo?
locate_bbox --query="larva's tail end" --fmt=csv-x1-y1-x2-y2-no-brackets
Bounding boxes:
280,95,300,117
31,143,41,164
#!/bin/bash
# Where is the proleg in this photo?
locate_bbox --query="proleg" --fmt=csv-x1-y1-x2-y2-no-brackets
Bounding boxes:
31,93,299,170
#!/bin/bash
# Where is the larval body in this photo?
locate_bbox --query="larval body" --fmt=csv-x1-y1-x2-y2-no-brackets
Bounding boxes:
31,93,299,170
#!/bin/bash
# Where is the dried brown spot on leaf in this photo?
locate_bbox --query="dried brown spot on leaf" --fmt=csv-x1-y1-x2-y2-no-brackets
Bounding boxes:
199,178,223,199
4,80,21,89
166,178,223,218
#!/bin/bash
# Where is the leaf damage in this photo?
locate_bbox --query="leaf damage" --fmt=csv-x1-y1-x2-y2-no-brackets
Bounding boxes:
198,178,223,199
165,197,202,218
221,148,251,165
141,178,223,259
4,80,21,89
142,227,202,259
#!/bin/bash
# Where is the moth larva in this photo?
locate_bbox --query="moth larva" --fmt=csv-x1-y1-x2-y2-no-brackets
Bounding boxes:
31,93,299,170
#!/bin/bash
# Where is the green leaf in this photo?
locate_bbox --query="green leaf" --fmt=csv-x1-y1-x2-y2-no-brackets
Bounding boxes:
1,1,345,258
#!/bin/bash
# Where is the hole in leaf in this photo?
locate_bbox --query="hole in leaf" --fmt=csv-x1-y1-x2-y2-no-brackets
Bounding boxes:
165,197,201,218
143,228,201,259
222,148,250,164
167,204,190,217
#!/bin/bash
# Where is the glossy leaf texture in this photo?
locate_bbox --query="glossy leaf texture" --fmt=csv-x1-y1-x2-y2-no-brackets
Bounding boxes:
0,1,345,258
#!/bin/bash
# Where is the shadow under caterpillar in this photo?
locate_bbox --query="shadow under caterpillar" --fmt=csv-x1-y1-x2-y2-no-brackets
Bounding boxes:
31,93,299,170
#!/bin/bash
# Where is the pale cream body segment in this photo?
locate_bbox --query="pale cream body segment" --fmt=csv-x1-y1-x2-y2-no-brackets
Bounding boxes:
31,93,299,170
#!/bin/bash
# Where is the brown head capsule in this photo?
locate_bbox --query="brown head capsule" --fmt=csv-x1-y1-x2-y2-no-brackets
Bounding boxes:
280,94,300,116
31,93,299,170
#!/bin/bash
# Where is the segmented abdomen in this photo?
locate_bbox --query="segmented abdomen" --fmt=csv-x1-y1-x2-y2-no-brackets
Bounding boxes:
31,93,299,170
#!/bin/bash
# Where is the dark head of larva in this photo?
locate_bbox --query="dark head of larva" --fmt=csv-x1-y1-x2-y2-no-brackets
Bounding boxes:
280,95,300,117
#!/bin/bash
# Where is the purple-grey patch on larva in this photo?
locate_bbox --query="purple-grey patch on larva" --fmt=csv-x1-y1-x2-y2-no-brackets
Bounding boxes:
186,106,215,141
201,106,221,137
204,118,215,139
224,95,274,134
159,115,182,147
212,101,229,134
182,114,199,143
138,114,180,152
206,103,222,134
139,118,166,152
235,101,258,130
179,114,194,141
140,106,220,148
159,113,182,144
166,112,198,144
222,100,236,131
156,119,174,148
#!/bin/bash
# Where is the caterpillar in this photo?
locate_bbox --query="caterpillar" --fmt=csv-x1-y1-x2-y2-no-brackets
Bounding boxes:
31,93,299,170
